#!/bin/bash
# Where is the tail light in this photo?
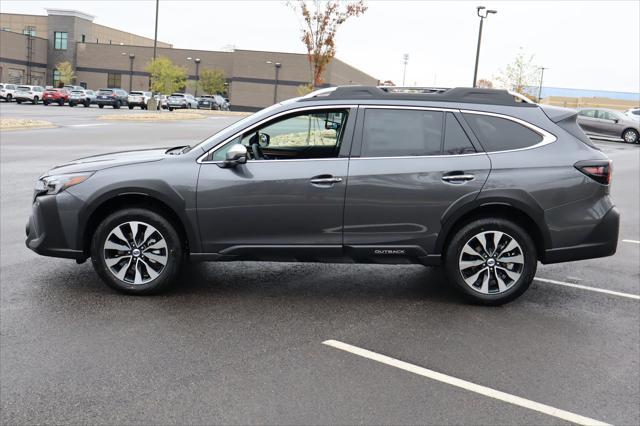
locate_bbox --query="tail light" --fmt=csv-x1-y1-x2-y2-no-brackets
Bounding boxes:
575,160,612,185
111,93,116,97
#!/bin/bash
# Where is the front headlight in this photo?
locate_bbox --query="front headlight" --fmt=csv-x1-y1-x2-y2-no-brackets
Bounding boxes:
34,172,94,196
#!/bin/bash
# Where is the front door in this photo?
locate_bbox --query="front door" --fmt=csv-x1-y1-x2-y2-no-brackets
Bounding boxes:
196,107,356,257
343,107,491,260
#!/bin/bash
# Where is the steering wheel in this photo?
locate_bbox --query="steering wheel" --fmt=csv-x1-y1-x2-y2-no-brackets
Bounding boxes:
248,133,266,160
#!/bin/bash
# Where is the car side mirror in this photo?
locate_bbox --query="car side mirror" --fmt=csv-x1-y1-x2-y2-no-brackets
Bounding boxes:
259,133,270,147
613,119,619,123
221,144,247,168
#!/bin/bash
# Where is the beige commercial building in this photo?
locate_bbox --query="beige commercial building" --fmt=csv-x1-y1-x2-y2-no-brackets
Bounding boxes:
0,9,378,110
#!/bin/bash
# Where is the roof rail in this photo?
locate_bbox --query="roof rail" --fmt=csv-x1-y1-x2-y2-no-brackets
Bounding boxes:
298,85,537,107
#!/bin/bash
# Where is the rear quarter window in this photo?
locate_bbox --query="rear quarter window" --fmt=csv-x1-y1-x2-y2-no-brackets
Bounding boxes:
462,113,543,152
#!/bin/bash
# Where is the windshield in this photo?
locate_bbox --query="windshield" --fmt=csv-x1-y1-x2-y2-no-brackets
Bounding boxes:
71,91,84,94
170,93,184,97
17,86,30,91
98,89,113,94
130,91,143,95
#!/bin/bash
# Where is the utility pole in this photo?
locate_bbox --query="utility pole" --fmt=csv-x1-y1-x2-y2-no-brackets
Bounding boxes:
402,53,409,86
128,53,135,92
538,67,547,102
472,6,497,88
267,61,281,104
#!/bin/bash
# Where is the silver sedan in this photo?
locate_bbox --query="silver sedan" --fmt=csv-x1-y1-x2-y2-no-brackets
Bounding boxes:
576,108,639,143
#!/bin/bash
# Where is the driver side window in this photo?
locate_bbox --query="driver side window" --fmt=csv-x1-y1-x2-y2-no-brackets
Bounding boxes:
211,109,349,161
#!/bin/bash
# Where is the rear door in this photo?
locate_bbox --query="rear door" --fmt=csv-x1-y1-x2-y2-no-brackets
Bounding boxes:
343,106,491,260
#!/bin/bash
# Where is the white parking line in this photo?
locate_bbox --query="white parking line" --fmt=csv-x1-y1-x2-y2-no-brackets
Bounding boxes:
323,340,610,426
622,239,640,244
534,277,640,300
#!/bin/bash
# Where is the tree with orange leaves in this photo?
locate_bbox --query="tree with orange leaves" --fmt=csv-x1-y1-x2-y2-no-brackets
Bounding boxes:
289,1,367,88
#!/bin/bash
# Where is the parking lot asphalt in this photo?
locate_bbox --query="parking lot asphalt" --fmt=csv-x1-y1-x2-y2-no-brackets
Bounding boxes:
1,102,639,425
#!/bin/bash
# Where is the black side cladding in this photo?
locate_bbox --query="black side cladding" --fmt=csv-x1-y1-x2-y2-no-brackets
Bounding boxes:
540,105,599,149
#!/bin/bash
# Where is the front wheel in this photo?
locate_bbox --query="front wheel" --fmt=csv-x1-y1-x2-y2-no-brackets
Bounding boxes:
444,218,537,305
33,96,39,104
69,102,75,107
113,101,121,109
58,99,64,106
98,104,104,109
91,208,183,295
622,128,639,144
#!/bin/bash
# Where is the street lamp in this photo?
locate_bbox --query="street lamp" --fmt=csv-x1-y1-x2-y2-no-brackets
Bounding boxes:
538,67,547,102
402,53,409,86
122,52,135,92
187,57,201,95
266,61,281,104
472,6,497,88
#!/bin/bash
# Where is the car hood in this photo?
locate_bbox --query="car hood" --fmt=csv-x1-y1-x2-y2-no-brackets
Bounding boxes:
44,148,170,176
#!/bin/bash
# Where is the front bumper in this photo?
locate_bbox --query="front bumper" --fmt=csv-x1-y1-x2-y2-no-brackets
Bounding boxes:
25,193,86,261
540,206,620,264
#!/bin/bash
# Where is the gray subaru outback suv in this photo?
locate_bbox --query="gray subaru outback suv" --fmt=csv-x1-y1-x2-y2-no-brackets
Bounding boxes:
26,86,619,304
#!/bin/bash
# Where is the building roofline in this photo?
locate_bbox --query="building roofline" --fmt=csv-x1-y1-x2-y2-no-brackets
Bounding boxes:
46,8,95,21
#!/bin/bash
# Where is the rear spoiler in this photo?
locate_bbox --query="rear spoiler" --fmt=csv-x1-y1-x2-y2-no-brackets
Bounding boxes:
539,105,599,149
539,104,577,123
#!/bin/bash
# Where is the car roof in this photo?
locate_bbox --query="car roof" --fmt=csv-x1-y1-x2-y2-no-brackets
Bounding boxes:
297,86,537,108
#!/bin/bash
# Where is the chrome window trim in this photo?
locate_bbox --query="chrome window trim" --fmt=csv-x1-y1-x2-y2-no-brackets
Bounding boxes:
460,109,557,153
197,104,357,164
362,105,458,113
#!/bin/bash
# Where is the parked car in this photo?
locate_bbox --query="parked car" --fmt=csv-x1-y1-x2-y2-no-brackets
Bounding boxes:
156,94,168,110
95,88,128,109
127,91,152,109
197,94,229,110
577,108,640,144
167,93,198,110
25,86,620,305
63,85,85,92
623,107,640,120
0,83,17,101
68,89,96,107
14,85,44,104
42,88,70,106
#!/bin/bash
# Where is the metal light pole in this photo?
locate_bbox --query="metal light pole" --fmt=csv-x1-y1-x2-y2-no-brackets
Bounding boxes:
472,6,497,88
267,61,281,104
537,67,547,102
149,0,159,91
188,57,201,95
128,53,135,92
402,53,409,86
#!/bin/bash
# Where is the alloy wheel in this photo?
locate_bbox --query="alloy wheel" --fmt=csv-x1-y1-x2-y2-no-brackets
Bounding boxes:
623,130,638,143
103,221,168,285
458,230,524,294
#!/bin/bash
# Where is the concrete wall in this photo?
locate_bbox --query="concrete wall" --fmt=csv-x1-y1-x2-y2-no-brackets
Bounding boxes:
0,30,48,85
0,13,48,38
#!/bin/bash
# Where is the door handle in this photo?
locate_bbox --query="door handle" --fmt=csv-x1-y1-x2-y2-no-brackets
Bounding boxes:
310,176,343,185
442,174,475,183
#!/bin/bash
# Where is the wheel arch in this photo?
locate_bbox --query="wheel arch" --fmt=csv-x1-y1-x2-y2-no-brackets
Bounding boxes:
80,191,195,258
435,197,551,261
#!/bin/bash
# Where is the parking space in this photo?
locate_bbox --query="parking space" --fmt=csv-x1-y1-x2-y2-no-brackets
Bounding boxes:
1,104,638,425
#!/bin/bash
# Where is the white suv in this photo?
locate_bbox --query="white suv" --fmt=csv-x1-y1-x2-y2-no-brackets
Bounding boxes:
0,83,18,101
624,108,640,120
127,91,152,109
14,85,45,104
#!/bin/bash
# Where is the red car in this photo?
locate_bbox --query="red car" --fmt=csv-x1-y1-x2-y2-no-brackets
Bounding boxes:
42,88,69,106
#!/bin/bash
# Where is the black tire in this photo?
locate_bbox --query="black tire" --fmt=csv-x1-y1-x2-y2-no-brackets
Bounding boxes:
622,128,639,144
6,94,12,102
16,100,22,104
168,107,173,111
90,208,183,295
84,100,90,107
32,96,38,104
58,99,64,106
128,105,134,110
69,102,75,107
43,100,49,106
114,101,121,109
99,104,104,109
444,217,537,306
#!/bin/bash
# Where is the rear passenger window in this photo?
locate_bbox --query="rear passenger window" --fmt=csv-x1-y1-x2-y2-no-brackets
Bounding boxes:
463,113,543,152
362,109,443,157
444,113,476,155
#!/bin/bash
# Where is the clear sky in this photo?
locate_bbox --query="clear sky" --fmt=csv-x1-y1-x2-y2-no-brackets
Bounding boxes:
3,0,639,93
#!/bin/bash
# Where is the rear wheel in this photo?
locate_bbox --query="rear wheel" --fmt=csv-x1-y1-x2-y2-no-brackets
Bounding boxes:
32,96,39,104
7,94,12,102
58,99,64,106
43,100,49,106
444,218,537,305
91,208,183,295
98,104,104,109
622,128,639,144
69,102,75,107
16,100,22,104
114,101,121,109
84,100,90,107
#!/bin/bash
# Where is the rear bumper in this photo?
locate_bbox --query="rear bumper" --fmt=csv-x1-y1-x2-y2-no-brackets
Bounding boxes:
540,206,619,264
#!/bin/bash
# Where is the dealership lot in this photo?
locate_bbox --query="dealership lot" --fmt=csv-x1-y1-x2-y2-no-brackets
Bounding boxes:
1,103,638,425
